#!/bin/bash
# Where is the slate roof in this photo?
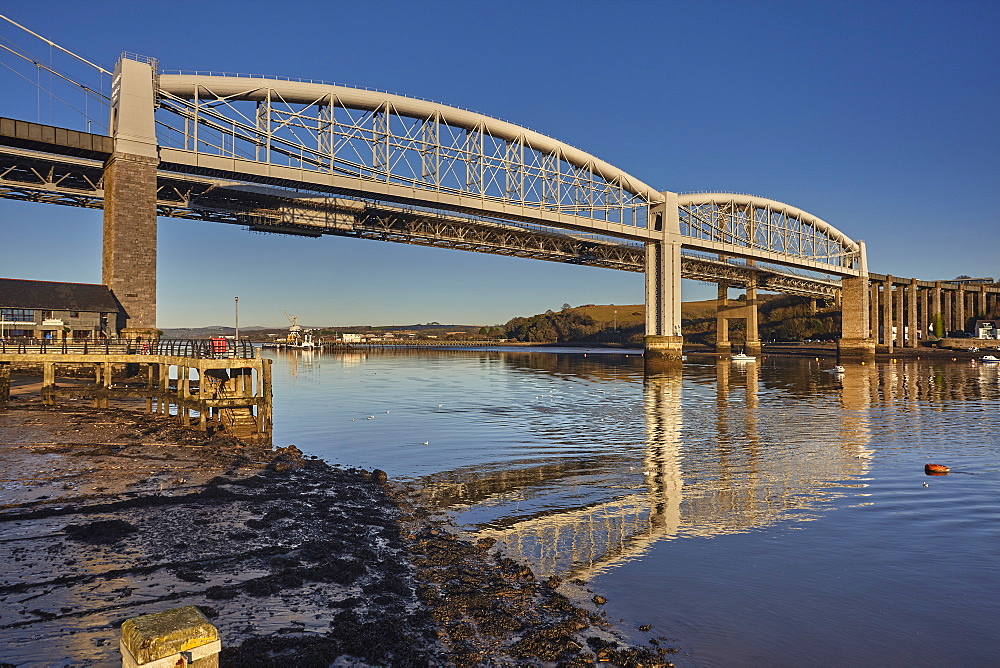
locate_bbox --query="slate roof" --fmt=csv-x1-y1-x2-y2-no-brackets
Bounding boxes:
0,278,121,312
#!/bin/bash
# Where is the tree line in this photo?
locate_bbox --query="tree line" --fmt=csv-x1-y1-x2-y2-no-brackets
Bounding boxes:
483,295,844,345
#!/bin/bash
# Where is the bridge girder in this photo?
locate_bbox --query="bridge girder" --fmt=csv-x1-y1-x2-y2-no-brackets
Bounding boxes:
0,144,843,300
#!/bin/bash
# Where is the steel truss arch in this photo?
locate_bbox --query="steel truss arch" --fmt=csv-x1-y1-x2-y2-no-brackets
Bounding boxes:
677,193,861,275
153,74,660,230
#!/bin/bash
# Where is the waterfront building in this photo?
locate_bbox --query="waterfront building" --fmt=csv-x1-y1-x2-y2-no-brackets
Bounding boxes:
0,278,122,340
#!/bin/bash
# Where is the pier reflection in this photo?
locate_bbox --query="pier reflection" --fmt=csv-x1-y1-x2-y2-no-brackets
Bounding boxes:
416,355,878,579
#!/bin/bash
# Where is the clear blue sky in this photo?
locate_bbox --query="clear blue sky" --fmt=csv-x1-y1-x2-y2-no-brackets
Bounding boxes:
0,0,996,328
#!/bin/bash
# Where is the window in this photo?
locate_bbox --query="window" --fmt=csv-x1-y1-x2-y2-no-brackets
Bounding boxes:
1,308,34,322
72,330,90,340
69,311,80,318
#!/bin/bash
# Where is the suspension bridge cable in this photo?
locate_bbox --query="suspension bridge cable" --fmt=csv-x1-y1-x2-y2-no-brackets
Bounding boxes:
0,13,111,75
0,60,107,131
0,42,110,101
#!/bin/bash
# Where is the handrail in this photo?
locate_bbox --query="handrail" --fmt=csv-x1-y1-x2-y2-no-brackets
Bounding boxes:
0,337,256,358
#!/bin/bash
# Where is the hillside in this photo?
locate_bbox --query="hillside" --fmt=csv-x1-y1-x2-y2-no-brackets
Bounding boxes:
487,295,840,346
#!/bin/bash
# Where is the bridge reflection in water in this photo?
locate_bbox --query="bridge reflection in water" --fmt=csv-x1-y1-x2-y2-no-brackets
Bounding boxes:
416,359,877,579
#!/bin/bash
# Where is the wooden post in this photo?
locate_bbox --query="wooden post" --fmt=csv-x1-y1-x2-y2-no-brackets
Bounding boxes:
43,362,55,405
180,366,190,426
159,364,170,415
197,361,208,432
146,363,154,414
93,363,102,408
262,358,273,445
102,362,112,408
0,363,9,406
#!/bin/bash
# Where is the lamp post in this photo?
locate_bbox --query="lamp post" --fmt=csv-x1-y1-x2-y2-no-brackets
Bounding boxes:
234,297,240,357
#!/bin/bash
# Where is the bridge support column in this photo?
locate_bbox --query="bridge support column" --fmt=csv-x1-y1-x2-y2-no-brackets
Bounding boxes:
715,283,731,354
956,285,966,333
103,57,159,339
894,279,905,348
744,275,761,357
838,242,875,361
944,285,953,334
932,282,943,337
920,285,929,342
906,279,918,347
869,283,879,340
882,276,896,353
644,193,684,370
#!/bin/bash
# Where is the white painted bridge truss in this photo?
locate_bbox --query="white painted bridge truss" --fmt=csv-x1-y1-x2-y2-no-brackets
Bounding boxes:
153,74,656,229
677,193,861,274
149,74,861,277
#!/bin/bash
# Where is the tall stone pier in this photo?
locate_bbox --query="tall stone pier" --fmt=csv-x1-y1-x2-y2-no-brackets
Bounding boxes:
644,193,684,371
837,241,875,360
103,57,159,339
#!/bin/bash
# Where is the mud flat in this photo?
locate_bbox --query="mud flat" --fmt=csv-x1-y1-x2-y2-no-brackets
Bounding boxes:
0,397,675,666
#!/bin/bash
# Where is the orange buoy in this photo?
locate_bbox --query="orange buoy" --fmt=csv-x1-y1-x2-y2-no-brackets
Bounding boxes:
925,463,950,475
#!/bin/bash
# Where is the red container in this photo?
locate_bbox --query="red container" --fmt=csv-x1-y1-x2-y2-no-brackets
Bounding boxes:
211,337,227,356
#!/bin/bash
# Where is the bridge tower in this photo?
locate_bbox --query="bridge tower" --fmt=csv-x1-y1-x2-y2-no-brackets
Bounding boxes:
644,192,684,368
837,241,875,360
103,56,159,338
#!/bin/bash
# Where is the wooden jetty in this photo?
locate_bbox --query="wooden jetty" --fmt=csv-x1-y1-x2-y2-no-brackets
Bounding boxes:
0,339,271,446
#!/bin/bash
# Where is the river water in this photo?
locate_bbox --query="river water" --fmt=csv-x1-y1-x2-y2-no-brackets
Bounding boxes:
264,348,1000,666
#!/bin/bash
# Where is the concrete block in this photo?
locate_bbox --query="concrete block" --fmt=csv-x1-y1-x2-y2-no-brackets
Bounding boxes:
120,606,219,668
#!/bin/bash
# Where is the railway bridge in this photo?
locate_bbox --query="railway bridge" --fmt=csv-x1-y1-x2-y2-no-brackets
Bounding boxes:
2,50,996,361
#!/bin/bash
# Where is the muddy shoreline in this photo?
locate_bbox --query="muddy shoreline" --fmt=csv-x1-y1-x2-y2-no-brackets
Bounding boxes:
0,395,675,666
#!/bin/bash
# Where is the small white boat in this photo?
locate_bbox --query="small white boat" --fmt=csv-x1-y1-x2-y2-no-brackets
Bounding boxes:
980,355,999,363
289,332,317,349
731,352,756,362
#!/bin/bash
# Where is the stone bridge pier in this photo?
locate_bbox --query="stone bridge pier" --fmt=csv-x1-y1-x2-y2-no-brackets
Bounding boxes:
837,241,875,360
103,57,159,339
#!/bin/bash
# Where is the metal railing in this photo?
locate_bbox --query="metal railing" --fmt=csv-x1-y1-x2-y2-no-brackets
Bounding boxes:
0,338,256,359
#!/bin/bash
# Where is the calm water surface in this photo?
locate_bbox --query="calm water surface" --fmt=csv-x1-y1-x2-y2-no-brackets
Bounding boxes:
265,348,1000,666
